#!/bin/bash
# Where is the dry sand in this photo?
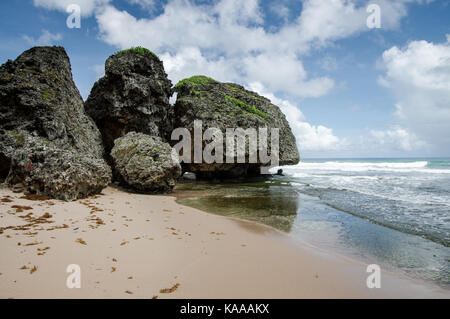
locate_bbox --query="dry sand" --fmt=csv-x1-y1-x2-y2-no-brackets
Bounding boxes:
0,185,448,299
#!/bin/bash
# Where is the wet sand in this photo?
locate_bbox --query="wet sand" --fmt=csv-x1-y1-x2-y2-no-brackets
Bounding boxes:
0,186,447,299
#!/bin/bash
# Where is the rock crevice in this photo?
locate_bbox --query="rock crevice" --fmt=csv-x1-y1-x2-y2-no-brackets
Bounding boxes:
84,49,173,155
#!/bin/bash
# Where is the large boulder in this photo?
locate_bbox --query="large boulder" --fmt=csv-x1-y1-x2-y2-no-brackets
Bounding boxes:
173,76,300,178
6,141,111,201
111,132,182,193
84,47,173,154
0,46,111,199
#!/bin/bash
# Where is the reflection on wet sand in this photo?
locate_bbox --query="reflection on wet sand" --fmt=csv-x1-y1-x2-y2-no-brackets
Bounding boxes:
173,178,299,232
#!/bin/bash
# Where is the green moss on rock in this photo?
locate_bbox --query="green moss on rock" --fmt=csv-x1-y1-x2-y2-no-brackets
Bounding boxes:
2,73,13,82
42,88,56,101
223,94,268,119
113,46,159,60
174,75,215,89
8,130,25,146
113,143,139,160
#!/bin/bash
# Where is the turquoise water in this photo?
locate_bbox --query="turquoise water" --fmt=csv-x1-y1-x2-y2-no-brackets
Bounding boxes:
283,158,450,246
279,158,450,288
175,158,450,289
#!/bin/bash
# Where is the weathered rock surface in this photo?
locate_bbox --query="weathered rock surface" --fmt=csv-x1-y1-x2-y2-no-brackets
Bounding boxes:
173,76,300,178
111,132,181,193
7,142,111,201
0,46,111,199
85,48,173,154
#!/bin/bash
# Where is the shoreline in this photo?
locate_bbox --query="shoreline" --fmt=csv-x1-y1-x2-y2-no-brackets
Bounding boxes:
0,186,448,299
172,184,450,293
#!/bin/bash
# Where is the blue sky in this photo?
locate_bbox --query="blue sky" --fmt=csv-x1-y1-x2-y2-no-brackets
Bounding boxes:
1,0,450,158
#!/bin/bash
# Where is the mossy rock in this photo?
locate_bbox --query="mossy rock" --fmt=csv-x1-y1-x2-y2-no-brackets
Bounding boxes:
111,132,181,193
223,94,268,119
173,75,300,177
85,45,173,155
113,46,160,61
41,88,56,101
0,46,111,199
174,75,215,89
8,130,25,146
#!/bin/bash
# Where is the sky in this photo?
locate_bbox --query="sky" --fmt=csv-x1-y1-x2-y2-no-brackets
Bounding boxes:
1,0,449,158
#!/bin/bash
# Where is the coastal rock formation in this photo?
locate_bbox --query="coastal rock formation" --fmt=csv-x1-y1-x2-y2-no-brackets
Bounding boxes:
7,143,111,201
173,76,300,178
111,132,181,193
85,47,173,154
0,46,111,199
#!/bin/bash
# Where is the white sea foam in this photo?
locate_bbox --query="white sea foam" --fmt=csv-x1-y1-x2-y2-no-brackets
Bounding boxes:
281,161,450,174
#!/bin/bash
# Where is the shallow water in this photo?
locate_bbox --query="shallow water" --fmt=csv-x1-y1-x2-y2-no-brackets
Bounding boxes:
174,158,450,289
175,179,298,232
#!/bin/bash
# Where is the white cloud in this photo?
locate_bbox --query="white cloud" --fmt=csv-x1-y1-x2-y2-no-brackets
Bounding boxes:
319,56,339,72
127,0,156,10
213,0,264,26
370,127,425,151
33,0,111,16
95,1,268,56
276,0,422,52
161,47,240,85
296,122,345,151
248,82,345,151
290,0,367,47
242,53,334,98
23,30,62,46
92,0,429,99
270,3,290,22
95,1,337,98
379,35,450,148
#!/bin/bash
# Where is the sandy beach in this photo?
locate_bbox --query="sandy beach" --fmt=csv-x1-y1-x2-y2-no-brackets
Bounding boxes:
0,185,447,299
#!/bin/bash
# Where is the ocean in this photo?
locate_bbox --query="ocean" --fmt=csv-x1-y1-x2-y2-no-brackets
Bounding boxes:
284,158,450,247
175,158,450,289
